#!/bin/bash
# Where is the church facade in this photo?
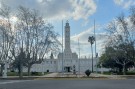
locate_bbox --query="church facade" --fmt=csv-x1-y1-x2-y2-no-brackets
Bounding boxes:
29,21,97,73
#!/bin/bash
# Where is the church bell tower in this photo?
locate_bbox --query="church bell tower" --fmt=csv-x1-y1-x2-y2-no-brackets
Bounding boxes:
64,21,72,59
64,21,71,52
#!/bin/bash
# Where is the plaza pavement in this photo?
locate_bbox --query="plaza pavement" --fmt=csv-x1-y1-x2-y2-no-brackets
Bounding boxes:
42,72,124,79
42,73,59,77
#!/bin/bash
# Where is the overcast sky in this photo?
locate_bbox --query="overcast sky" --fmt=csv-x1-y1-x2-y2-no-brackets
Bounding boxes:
0,0,135,58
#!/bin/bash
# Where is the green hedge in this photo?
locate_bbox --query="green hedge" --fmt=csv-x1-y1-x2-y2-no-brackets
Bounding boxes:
126,71,135,75
7,72,18,76
31,72,42,76
98,71,135,75
7,72,46,76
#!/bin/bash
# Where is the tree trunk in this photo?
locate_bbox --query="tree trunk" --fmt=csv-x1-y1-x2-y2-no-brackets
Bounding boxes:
27,65,31,76
123,64,126,75
91,44,93,72
19,63,23,78
0,64,4,76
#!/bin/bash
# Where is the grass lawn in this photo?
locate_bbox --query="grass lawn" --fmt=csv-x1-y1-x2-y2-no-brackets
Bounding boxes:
7,72,50,76
100,71,135,75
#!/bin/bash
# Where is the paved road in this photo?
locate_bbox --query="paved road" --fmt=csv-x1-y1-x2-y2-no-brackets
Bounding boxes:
0,79,135,89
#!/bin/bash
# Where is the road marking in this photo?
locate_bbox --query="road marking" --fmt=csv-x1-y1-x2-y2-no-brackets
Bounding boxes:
0,80,32,85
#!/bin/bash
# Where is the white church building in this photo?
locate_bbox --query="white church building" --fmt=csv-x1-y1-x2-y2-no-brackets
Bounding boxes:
29,21,98,73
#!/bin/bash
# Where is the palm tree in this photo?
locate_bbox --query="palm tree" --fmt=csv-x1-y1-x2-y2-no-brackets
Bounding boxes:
88,36,95,72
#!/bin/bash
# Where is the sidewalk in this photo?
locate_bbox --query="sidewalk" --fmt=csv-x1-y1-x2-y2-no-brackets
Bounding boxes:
90,73,126,79
42,73,59,77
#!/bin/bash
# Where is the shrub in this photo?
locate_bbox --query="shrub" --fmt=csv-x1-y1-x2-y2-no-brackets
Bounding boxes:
47,70,49,72
7,72,18,76
31,72,42,76
23,72,28,76
85,69,91,77
31,72,38,75
126,71,135,75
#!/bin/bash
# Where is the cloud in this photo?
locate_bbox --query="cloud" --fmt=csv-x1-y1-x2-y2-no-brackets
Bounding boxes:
71,0,96,20
70,25,108,57
114,0,124,5
0,0,97,21
114,0,135,9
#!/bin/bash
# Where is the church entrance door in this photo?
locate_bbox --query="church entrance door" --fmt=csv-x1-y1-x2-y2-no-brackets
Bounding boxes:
65,67,71,72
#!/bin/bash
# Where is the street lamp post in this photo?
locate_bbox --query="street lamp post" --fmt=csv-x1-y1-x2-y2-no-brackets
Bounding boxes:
96,53,98,73
78,38,80,77
88,36,95,72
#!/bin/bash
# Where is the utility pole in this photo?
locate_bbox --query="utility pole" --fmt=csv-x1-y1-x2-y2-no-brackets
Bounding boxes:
62,20,64,75
94,20,98,73
78,38,80,77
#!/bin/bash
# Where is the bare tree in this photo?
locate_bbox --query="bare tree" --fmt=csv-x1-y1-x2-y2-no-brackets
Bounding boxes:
0,4,14,76
11,6,59,76
105,13,135,75
0,4,61,78
130,6,135,66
